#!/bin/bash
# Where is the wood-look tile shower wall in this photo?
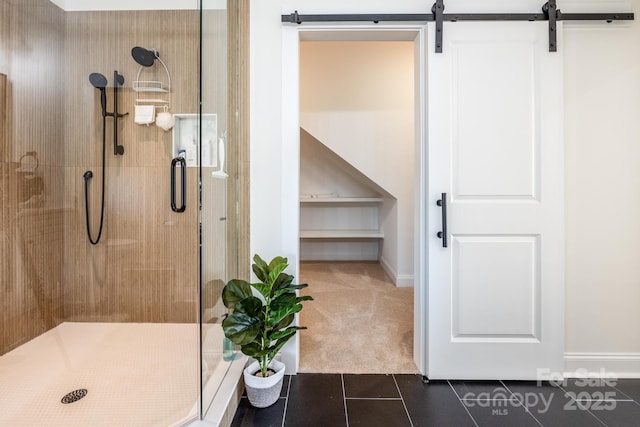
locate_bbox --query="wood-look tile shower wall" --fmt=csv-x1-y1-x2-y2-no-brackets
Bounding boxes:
62,9,227,323
1,3,229,355
1,0,66,355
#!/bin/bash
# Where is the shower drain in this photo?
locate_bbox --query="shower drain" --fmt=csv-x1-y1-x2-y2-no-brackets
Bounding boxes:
61,389,88,404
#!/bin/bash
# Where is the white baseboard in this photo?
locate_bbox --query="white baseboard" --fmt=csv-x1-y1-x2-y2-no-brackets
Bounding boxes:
395,275,413,287
379,256,413,287
564,352,640,378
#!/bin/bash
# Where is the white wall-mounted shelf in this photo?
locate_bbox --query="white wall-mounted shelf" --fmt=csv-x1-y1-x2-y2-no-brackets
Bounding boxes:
300,229,384,239
299,193,385,260
300,197,383,204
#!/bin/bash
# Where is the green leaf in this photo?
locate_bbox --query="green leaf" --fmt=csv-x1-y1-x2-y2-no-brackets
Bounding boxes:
271,293,297,312
222,279,252,310
271,303,303,326
252,281,272,300
272,273,294,293
272,283,308,300
222,312,261,346
266,334,297,362
233,296,263,316
269,326,304,341
240,342,267,358
268,256,288,272
272,287,294,301
270,313,295,332
267,296,311,330
266,261,288,285
252,255,269,283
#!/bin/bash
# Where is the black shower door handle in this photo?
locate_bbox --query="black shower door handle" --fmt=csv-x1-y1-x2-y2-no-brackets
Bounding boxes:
171,157,186,213
436,192,448,248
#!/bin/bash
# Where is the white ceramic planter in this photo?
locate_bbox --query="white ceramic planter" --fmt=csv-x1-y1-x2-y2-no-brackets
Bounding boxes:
243,359,285,408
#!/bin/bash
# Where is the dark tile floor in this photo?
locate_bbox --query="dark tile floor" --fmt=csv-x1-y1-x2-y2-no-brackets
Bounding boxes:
231,374,640,427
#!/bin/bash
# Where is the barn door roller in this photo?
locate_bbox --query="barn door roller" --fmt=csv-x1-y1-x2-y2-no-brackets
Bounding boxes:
282,1,634,53
543,0,558,52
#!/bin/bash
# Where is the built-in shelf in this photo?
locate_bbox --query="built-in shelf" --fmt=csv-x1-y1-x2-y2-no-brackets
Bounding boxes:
172,114,217,167
300,197,383,203
300,193,385,260
300,229,384,239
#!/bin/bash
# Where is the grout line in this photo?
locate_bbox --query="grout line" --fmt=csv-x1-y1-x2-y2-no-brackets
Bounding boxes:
562,378,636,403
448,380,480,427
341,374,349,427
612,382,640,403
392,374,415,427
344,397,403,401
280,375,292,427
557,382,608,427
500,380,543,427
575,398,609,427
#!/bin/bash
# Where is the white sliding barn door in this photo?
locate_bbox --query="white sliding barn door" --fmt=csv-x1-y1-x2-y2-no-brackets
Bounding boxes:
427,22,564,380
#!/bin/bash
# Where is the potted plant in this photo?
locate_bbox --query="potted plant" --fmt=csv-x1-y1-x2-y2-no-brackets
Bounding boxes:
221,254,313,408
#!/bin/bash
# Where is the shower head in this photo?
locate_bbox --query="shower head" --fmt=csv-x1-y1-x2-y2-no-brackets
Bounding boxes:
89,72,107,89
89,72,107,117
131,46,158,67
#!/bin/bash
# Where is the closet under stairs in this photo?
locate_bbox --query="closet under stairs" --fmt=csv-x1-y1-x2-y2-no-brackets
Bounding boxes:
299,128,391,262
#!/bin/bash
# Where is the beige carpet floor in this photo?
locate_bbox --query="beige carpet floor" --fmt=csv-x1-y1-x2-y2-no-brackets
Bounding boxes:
299,262,418,374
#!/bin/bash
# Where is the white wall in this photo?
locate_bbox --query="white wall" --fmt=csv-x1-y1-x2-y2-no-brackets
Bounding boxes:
300,41,415,283
564,15,640,375
251,0,640,375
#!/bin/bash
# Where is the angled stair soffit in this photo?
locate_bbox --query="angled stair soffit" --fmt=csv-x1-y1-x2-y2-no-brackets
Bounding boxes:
300,127,394,199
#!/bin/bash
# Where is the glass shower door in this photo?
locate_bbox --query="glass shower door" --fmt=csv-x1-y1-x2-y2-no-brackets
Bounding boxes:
199,0,239,416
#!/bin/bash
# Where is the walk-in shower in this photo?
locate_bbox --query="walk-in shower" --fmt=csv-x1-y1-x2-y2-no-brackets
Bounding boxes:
0,1,241,425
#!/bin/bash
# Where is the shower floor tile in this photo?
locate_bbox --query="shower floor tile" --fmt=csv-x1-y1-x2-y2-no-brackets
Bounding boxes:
0,322,202,427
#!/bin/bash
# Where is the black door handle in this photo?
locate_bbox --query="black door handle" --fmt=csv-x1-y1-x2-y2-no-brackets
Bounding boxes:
436,192,447,248
171,157,186,213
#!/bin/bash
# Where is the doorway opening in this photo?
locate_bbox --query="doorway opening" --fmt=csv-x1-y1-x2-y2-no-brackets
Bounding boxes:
289,29,426,374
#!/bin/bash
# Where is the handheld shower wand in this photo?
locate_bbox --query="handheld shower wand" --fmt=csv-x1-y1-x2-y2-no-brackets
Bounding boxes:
89,73,107,117
84,71,128,245
84,73,109,245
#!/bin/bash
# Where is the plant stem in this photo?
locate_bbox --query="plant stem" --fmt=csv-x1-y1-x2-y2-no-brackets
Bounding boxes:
261,295,270,377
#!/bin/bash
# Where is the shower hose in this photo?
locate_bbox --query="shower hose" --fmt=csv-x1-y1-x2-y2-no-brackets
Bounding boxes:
83,114,107,245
